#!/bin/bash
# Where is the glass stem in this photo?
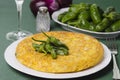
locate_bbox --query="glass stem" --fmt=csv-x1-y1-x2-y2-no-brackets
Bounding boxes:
18,10,22,32
15,0,23,32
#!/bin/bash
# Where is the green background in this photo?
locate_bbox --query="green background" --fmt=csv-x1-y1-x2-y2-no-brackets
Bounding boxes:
0,0,120,80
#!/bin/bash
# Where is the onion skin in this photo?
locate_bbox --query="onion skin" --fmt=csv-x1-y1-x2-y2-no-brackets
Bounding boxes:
30,0,47,17
45,0,59,15
57,0,72,8
30,0,72,17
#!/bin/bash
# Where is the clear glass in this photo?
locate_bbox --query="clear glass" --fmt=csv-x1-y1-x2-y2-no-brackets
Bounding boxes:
6,0,32,41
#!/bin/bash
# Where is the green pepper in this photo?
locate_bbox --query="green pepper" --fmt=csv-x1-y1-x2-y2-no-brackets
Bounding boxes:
78,10,91,20
32,43,45,53
58,12,68,21
32,38,47,54
32,32,69,59
50,49,57,59
78,3,90,11
61,12,77,23
110,20,120,31
105,12,120,21
49,37,69,49
42,32,69,49
45,43,53,53
56,47,69,55
103,7,115,17
79,19,95,31
38,43,47,54
90,4,102,24
69,3,90,13
32,37,46,43
67,20,80,27
95,18,110,32
45,43,57,59
62,3,91,23
68,4,80,13
32,43,41,51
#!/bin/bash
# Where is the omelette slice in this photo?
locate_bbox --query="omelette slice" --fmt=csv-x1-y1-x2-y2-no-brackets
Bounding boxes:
16,31,104,73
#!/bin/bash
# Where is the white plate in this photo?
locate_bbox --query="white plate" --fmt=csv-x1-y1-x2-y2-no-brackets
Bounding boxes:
52,8,120,39
4,38,111,79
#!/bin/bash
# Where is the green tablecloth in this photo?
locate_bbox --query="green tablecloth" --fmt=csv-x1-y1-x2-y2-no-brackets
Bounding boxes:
0,0,120,80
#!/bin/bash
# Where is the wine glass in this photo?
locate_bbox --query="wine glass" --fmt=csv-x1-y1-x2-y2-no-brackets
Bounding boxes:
6,0,32,41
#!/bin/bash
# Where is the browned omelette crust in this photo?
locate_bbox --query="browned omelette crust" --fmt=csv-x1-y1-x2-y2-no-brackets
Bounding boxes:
16,31,104,73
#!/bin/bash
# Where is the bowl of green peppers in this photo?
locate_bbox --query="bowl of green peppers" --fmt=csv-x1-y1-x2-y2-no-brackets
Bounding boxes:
52,3,120,39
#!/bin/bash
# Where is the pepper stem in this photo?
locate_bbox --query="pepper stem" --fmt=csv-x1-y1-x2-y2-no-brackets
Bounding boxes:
32,37,46,43
42,31,50,38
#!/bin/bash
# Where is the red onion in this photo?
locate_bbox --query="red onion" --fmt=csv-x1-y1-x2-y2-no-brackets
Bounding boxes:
30,0,59,17
30,0,47,17
45,0,59,15
57,0,72,8
30,0,72,17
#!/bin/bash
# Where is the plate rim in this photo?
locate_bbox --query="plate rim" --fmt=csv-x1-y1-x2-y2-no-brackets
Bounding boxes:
4,38,111,79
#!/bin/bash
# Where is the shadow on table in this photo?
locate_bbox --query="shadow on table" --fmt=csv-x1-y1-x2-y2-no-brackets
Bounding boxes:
8,60,112,80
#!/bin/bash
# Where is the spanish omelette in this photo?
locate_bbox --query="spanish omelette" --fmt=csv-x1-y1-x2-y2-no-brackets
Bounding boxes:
16,31,104,73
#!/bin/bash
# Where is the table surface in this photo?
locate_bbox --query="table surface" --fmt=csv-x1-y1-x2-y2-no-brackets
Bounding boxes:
0,0,120,80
